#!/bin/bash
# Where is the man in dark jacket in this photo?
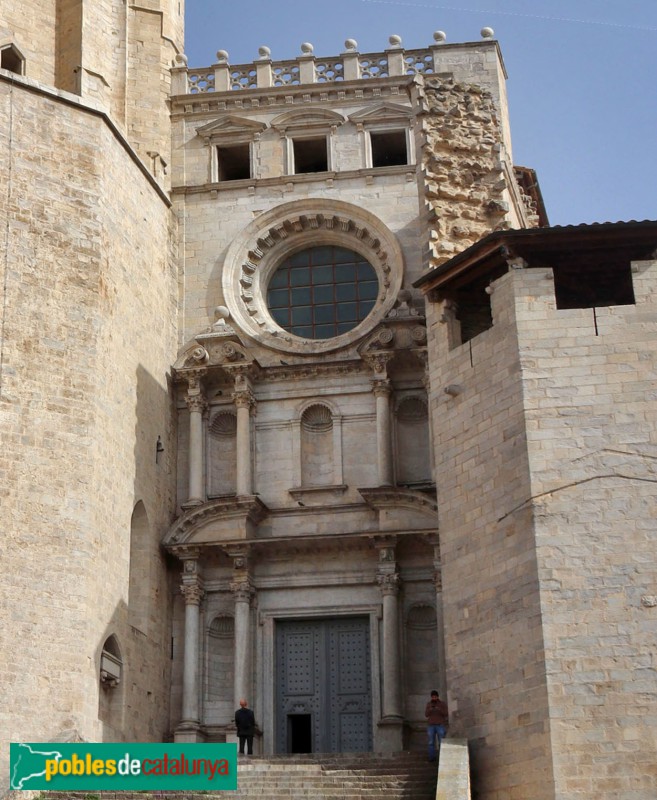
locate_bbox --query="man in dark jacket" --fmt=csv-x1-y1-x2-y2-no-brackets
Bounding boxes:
425,690,448,762
235,698,256,755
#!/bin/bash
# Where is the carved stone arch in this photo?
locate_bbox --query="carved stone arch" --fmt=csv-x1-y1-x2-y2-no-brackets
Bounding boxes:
299,402,335,487
271,108,346,133
221,199,404,354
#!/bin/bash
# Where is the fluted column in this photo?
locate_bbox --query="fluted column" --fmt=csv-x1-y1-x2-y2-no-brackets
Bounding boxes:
178,558,204,737
185,372,207,506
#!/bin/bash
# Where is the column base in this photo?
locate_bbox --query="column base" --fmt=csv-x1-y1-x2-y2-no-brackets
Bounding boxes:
174,721,206,743
377,716,404,752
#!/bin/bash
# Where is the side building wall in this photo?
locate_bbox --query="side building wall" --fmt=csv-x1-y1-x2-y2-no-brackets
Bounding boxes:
425,271,555,800
0,74,178,788
516,262,657,796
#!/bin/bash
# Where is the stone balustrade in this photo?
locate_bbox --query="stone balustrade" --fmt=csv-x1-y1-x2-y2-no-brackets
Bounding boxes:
172,30,497,95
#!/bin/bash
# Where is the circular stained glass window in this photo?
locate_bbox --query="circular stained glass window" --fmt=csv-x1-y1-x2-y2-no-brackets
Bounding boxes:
267,246,378,339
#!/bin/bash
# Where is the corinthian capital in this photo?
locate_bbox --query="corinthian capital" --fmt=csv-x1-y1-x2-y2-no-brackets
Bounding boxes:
230,580,255,604
232,388,256,411
180,582,204,605
186,394,208,414
377,572,400,596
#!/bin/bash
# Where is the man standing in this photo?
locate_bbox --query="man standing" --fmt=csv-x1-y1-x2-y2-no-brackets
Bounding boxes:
235,698,256,755
425,689,448,762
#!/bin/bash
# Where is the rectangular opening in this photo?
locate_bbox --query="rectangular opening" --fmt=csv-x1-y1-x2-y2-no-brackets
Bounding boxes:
293,137,328,174
217,144,251,181
553,261,635,309
370,130,408,167
287,714,312,753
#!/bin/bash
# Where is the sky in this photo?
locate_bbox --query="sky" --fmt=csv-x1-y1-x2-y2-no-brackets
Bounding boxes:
183,0,656,227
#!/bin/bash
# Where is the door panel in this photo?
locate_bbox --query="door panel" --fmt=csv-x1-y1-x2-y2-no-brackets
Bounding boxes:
275,617,372,753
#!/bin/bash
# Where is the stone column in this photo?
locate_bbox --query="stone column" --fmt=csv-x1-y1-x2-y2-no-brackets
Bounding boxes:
231,370,256,496
366,352,394,487
231,579,254,709
176,558,204,742
185,372,207,507
373,381,393,486
376,539,403,751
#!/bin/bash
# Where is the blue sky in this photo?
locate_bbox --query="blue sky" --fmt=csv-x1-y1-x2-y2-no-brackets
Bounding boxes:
184,0,656,227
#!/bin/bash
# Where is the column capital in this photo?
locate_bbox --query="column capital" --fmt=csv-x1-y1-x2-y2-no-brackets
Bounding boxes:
185,367,208,395
377,571,401,596
363,350,394,380
232,387,256,411
185,394,208,414
371,378,392,398
230,579,255,604
180,582,204,605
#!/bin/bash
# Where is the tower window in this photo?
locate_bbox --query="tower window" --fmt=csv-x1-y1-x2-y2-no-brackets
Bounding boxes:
292,137,328,174
1,44,25,75
217,144,251,181
370,130,408,167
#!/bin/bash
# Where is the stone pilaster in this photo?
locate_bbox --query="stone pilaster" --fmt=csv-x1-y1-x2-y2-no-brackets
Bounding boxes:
432,538,448,700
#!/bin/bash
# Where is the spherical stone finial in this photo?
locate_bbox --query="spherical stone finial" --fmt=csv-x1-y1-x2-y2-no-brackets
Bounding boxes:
215,49,229,64
433,30,447,44
214,305,230,321
258,45,271,60
388,34,402,49
481,27,495,39
344,38,358,52
300,42,314,55
174,53,188,66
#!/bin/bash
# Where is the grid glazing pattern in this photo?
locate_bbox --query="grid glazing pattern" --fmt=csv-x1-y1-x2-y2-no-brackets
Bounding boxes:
267,247,378,339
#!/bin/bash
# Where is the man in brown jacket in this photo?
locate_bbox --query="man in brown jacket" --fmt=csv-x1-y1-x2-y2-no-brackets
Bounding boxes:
425,690,448,762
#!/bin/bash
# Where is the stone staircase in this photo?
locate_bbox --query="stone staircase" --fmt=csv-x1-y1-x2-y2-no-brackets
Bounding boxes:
233,751,437,799
36,751,438,800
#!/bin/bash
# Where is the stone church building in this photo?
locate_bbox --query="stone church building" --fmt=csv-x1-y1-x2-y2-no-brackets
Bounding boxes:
1,2,655,799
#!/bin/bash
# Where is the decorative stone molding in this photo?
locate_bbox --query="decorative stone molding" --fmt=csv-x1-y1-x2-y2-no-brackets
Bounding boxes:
359,486,438,515
220,199,404,354
641,595,657,608
164,496,270,546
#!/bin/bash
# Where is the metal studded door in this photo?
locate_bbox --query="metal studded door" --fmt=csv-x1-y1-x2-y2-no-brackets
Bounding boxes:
275,617,372,754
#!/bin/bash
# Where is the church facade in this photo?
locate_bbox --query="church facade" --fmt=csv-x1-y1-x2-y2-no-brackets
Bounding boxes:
1,2,655,799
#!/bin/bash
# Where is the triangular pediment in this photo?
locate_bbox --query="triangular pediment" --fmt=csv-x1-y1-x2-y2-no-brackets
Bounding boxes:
196,115,267,139
348,102,413,125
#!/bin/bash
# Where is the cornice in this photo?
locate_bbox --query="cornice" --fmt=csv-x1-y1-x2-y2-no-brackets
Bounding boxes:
171,76,416,118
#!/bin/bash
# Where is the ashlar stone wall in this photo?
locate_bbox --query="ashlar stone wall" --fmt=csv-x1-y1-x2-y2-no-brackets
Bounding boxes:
0,74,178,788
515,262,657,797
424,271,555,800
